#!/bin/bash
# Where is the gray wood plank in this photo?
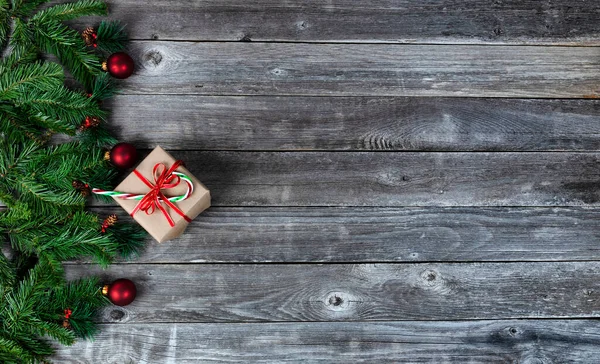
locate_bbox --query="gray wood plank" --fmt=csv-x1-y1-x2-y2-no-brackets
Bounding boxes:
121,150,600,207
108,96,600,151
3,151,599,208
64,262,600,323
66,206,600,263
123,42,600,98
71,0,600,45
52,320,600,363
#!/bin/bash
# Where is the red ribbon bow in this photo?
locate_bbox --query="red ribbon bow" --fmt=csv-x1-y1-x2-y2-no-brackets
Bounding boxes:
131,160,191,227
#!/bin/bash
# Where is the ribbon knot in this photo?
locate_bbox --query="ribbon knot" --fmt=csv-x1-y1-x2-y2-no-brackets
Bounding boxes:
131,160,192,227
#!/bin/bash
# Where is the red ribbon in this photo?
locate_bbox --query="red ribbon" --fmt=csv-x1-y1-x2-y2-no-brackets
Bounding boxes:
131,160,192,227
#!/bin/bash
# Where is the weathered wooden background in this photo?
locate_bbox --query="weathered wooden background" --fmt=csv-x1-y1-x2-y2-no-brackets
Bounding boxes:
55,1,600,362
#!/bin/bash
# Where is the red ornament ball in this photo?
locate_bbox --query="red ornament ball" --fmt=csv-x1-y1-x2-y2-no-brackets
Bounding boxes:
105,52,134,79
103,279,137,306
109,143,138,169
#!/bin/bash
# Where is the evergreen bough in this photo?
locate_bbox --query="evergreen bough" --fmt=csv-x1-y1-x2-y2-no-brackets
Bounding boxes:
0,1,145,362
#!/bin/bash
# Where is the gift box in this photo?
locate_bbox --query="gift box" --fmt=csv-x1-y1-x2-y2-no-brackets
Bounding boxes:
111,146,210,243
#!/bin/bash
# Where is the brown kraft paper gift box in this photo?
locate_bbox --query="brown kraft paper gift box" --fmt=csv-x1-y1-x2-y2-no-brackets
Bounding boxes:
112,146,210,243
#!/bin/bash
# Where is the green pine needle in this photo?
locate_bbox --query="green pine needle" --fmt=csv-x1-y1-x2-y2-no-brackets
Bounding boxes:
0,1,147,362
96,20,128,53
0,61,64,100
32,21,101,88
32,0,107,23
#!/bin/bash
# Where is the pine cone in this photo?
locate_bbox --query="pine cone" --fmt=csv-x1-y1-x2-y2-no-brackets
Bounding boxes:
82,26,97,47
72,180,90,196
101,214,118,233
79,116,101,131
104,214,118,227
62,308,73,329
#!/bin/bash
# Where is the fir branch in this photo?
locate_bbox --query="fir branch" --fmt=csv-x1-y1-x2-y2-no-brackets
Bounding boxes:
9,17,32,46
112,222,146,259
0,130,39,175
10,0,50,19
89,71,116,101
38,225,116,267
0,61,63,100
0,44,38,70
13,176,85,215
0,3,147,361
31,21,101,88
0,335,38,364
4,210,143,267
31,0,106,22
77,122,118,147
21,141,111,190
0,105,50,144
50,276,108,339
0,186,17,208
95,20,127,53
15,85,105,133
0,3,9,52
2,262,64,336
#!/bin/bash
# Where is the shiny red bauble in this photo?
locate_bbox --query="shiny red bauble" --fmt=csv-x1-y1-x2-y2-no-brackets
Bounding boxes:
105,52,135,79
103,279,137,306
109,143,138,169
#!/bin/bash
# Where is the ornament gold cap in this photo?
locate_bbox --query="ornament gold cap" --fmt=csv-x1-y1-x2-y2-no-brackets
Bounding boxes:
102,284,109,296
101,61,107,71
104,151,111,160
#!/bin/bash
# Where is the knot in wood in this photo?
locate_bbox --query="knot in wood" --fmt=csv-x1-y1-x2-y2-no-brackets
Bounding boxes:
296,21,308,30
270,68,287,77
329,295,343,306
143,50,163,67
420,269,439,285
325,292,350,311
110,309,126,321
418,268,453,294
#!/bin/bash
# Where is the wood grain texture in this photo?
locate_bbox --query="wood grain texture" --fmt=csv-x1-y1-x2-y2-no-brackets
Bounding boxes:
108,96,600,151
114,150,600,207
70,0,600,45
47,0,600,362
65,262,600,323
67,206,600,263
123,42,600,98
52,320,600,363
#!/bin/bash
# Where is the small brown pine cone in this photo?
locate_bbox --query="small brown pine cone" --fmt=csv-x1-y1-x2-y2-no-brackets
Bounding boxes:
72,180,90,196
82,26,97,47
79,116,101,131
104,214,118,227
62,320,71,329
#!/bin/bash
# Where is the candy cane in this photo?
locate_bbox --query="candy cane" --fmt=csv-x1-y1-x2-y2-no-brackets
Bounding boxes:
92,171,194,202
